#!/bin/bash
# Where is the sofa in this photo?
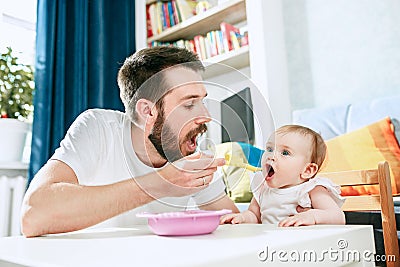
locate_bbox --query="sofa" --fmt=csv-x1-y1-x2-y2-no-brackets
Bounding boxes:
292,93,400,259
292,94,400,140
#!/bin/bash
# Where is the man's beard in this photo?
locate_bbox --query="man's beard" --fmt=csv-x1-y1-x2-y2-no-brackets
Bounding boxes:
148,113,207,162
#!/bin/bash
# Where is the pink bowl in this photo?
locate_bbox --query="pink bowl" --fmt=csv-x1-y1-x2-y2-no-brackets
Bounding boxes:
137,209,232,236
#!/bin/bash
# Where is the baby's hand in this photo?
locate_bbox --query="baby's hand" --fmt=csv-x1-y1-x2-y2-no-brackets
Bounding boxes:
220,213,246,224
278,212,316,227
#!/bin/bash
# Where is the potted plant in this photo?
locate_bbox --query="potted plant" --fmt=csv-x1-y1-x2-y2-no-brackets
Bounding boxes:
0,47,35,163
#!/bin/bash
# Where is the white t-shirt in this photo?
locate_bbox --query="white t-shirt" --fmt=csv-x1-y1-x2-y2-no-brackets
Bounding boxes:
251,173,345,224
51,109,226,227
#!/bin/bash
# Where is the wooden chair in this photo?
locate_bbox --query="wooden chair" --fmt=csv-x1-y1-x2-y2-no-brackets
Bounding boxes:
321,161,399,267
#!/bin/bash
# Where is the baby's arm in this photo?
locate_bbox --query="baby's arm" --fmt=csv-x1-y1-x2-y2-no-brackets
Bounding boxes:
220,197,261,224
278,185,345,227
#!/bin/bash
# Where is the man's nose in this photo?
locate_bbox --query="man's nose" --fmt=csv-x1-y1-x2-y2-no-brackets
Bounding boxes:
194,116,211,124
194,106,211,124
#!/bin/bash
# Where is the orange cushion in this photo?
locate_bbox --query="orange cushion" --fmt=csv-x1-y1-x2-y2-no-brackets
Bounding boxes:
320,117,400,196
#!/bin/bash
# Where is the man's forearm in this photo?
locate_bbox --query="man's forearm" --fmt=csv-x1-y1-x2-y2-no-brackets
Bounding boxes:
201,194,239,213
21,155,225,237
21,178,154,237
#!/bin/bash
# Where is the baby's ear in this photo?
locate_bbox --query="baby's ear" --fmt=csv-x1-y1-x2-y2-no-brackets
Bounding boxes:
301,163,319,180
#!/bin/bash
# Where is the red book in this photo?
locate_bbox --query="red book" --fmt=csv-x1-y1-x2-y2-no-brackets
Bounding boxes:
220,22,240,52
163,2,171,28
146,4,153,37
189,39,196,53
193,35,205,60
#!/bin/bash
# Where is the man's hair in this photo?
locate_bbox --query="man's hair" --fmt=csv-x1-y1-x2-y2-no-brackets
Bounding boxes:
117,46,204,122
276,125,327,170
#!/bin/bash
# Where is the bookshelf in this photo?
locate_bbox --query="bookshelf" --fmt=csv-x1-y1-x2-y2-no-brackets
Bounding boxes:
136,0,292,143
203,45,249,79
136,0,249,78
147,0,246,43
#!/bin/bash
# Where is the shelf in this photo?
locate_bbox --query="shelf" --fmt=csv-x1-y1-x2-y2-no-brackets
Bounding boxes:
203,45,249,79
147,0,246,43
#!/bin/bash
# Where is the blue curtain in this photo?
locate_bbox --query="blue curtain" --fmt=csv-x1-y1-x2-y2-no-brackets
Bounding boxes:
29,0,136,184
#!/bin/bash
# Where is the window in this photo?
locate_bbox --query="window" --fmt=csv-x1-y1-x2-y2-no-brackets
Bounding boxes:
0,0,37,65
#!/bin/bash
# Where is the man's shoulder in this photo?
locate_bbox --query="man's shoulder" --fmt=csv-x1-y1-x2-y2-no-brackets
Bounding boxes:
76,109,126,124
81,108,125,119
71,109,127,132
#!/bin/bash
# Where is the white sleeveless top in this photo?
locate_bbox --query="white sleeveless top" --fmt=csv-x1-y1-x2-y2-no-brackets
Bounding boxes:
251,173,345,224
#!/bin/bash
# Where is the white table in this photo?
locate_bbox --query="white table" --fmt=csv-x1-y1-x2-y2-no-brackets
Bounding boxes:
0,224,375,267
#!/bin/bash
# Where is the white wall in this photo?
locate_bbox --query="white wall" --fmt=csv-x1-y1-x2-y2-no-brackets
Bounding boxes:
247,0,292,128
204,65,275,149
282,0,400,111
204,66,250,147
0,0,37,65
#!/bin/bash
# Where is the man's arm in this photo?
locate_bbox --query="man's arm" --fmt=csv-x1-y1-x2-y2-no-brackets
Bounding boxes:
21,160,155,237
201,194,239,213
21,154,225,237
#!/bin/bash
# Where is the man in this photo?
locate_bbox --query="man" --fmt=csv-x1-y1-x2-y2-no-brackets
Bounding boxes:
21,46,239,237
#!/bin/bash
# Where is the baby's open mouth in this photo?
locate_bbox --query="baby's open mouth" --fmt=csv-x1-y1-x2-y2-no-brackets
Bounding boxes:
265,165,275,180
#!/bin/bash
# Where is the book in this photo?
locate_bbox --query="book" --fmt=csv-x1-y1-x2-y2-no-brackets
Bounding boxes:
175,0,196,21
215,30,225,54
155,2,163,34
167,1,176,27
187,40,196,52
148,4,158,36
204,33,211,59
194,35,205,60
171,0,181,24
146,4,153,37
230,31,241,50
208,31,218,57
162,2,170,29
239,25,249,46
199,35,207,59
220,22,241,52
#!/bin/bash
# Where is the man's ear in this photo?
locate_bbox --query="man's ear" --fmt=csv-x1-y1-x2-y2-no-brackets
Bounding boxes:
300,163,319,180
135,99,157,124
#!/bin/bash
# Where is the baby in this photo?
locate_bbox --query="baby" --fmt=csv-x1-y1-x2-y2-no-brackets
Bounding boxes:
220,125,345,226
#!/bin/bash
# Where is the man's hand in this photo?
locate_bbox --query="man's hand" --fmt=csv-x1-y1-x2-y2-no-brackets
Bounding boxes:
149,152,225,198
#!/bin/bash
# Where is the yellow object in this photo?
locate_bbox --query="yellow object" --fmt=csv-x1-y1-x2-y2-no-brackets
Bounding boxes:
224,153,262,172
213,143,253,202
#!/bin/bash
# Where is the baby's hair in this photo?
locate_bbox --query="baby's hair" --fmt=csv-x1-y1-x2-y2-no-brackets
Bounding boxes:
275,125,327,171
